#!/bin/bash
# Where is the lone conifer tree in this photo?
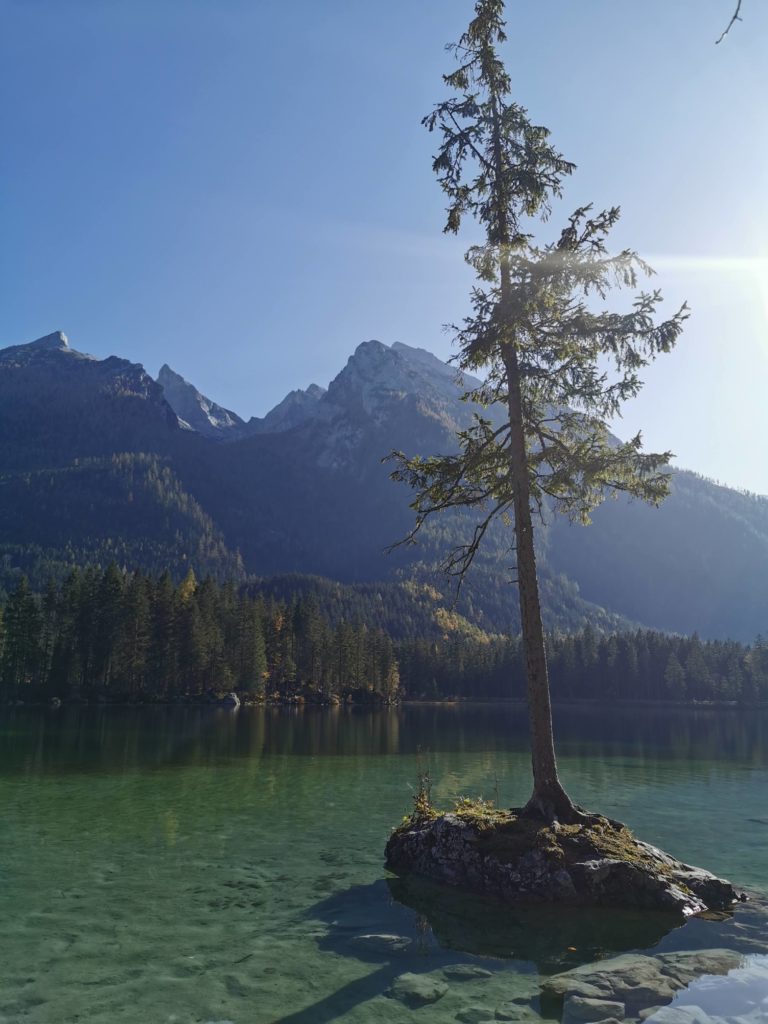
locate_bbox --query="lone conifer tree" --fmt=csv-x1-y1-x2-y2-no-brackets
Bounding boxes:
391,0,688,822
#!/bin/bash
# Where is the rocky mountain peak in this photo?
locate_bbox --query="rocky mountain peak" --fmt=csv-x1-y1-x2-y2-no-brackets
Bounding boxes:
157,363,328,440
157,364,183,386
0,330,180,465
253,382,328,434
30,330,70,351
391,341,457,380
323,339,474,423
157,364,244,437
0,330,99,367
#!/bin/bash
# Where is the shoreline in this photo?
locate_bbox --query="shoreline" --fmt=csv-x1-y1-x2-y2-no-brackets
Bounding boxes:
3,696,768,710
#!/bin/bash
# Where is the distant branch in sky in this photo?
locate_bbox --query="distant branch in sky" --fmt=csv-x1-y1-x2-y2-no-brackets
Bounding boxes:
716,0,744,44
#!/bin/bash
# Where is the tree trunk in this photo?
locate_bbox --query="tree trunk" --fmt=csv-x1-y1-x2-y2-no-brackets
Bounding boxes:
488,88,579,823
503,348,579,823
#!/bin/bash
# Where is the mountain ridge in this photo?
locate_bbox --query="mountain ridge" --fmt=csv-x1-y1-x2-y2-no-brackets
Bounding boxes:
1,331,766,641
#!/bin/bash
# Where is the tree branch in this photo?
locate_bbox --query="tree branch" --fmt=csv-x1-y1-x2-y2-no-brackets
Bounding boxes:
446,111,494,174
440,500,509,587
716,0,743,44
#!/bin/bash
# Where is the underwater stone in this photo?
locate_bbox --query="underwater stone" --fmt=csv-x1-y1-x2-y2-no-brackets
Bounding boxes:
351,933,412,955
455,1007,496,1023
443,964,493,981
563,995,626,1022
388,972,448,1006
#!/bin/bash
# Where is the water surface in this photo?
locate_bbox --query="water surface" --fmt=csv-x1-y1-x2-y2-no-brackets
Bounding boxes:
1,704,767,1023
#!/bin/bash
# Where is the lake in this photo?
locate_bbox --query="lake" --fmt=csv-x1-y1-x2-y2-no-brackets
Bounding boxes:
1,704,767,1023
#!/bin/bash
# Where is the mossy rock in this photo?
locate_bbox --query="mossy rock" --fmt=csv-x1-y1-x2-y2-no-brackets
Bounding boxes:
386,805,738,916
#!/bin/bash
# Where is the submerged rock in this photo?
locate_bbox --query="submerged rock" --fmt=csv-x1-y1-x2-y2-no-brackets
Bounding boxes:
443,963,493,981
350,932,411,955
563,995,626,1022
646,1009,717,1024
455,1008,496,1024
652,952,768,1023
388,971,448,1006
495,1003,540,1022
385,809,738,917
541,947,744,1020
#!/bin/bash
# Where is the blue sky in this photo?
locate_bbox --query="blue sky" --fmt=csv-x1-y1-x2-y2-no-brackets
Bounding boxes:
2,0,767,492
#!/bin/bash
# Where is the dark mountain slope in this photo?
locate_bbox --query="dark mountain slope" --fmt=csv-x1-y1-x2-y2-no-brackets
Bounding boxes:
0,453,244,593
548,470,768,639
0,332,179,470
0,334,242,592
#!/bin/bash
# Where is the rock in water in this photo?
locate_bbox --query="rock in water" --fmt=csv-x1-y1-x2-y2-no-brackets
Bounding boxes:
351,933,412,955
455,1007,497,1023
443,964,493,981
563,995,626,1022
388,972,448,1006
541,947,743,1020
385,809,738,917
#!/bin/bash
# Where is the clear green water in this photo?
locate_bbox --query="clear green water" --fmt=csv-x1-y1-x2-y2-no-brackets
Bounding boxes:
1,704,767,1023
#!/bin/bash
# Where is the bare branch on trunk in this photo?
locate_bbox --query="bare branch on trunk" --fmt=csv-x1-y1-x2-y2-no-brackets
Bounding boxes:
716,0,744,44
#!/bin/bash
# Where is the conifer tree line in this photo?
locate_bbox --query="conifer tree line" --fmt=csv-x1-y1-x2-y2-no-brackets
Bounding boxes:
0,566,399,703
401,628,768,704
1,566,767,705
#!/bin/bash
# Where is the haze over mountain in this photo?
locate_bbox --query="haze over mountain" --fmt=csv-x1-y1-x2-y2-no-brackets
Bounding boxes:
1,331,767,642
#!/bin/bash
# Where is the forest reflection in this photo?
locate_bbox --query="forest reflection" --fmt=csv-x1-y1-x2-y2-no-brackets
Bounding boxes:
1,703,767,777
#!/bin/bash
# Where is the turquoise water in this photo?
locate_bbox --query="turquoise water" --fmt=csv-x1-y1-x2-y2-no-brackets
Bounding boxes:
0,704,767,1023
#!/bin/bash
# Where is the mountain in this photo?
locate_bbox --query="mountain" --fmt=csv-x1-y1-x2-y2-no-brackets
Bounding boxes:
158,363,326,438
0,331,179,471
0,333,243,584
158,364,245,437
250,383,326,434
1,330,767,641
548,470,768,639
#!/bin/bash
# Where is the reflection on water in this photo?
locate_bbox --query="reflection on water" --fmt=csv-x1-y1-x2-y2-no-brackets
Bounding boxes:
385,875,686,970
0,704,766,1024
5,703,768,773
652,953,768,1023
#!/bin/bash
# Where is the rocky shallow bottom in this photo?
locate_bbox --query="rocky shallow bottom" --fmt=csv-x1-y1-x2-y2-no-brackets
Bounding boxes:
369,944,768,1024
541,946,768,1024
386,807,741,916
